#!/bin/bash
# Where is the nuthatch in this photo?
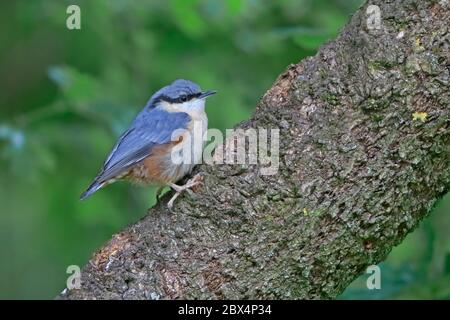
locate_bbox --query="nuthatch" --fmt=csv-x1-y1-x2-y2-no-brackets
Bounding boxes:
80,79,216,209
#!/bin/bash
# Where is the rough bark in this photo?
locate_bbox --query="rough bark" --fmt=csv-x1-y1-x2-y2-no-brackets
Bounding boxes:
59,0,450,299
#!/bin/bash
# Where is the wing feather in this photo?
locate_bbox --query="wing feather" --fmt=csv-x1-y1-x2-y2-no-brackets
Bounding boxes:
95,108,190,183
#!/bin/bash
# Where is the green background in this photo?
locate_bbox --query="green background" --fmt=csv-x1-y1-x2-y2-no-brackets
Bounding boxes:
0,0,448,299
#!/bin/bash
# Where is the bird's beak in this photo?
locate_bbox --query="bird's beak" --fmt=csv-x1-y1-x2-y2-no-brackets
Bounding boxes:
198,90,217,99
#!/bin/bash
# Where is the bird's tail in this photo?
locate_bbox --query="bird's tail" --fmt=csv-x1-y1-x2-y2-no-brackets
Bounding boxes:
80,180,104,201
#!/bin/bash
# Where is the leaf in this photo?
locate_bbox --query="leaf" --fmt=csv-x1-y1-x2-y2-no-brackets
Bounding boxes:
293,32,331,50
0,124,25,159
227,0,242,15
170,0,207,38
48,66,100,105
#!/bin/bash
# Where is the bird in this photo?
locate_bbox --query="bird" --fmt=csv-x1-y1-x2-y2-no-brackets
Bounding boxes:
80,79,216,209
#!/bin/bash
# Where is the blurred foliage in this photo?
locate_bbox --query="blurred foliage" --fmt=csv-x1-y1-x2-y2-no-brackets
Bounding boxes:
0,0,447,299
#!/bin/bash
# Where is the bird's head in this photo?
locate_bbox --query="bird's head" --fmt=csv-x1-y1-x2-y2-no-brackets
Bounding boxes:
149,79,216,113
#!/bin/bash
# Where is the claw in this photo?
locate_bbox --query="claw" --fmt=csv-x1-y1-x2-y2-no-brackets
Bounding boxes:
167,174,203,210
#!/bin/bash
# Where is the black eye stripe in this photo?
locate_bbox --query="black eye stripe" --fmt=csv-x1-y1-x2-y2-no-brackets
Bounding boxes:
157,92,201,104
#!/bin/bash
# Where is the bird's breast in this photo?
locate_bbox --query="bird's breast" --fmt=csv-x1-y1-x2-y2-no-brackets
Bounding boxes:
127,109,208,185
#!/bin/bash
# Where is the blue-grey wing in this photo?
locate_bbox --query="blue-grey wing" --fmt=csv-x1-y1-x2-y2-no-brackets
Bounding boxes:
96,109,191,183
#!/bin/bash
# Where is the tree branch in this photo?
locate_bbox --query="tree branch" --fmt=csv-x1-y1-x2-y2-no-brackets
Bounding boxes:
59,0,450,299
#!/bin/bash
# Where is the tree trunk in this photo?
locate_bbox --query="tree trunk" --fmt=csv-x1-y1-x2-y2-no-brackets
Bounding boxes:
59,0,450,299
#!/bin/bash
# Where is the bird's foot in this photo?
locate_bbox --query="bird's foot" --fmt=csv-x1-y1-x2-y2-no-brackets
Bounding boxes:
167,174,203,210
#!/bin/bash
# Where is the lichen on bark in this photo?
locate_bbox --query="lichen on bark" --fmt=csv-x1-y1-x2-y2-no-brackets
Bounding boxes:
59,0,450,299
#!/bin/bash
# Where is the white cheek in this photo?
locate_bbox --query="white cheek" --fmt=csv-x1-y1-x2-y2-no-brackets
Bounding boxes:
159,99,206,114
182,99,205,112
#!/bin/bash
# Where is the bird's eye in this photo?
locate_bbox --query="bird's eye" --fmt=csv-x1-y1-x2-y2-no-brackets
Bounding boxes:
180,95,188,102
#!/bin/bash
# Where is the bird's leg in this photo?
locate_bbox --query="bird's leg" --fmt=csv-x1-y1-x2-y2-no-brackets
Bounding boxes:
167,174,203,209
